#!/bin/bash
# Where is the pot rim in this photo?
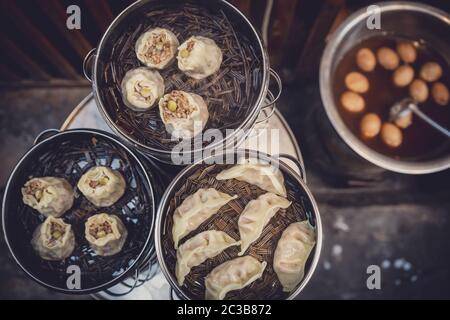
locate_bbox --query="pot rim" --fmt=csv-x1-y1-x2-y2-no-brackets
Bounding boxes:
92,0,270,156
320,1,450,175
154,149,323,300
1,128,156,294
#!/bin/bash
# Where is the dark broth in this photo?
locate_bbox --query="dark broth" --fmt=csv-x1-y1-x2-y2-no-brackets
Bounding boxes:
334,36,450,160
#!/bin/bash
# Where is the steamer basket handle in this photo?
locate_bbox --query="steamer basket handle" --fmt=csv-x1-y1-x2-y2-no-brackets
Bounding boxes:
103,269,140,297
276,153,307,183
261,68,282,109
33,129,60,146
83,48,97,83
255,89,276,124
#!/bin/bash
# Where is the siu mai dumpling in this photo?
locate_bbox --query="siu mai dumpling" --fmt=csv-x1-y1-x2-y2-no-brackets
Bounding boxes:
135,27,179,69
274,221,316,292
172,188,237,249
238,193,291,256
31,216,75,261
85,213,128,256
22,177,74,217
159,90,209,139
176,230,240,286
121,67,164,111
216,160,287,197
177,36,223,80
205,256,267,300
77,166,126,207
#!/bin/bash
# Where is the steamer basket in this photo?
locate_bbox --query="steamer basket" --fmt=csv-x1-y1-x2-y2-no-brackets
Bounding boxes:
83,0,282,164
155,150,322,300
2,129,158,294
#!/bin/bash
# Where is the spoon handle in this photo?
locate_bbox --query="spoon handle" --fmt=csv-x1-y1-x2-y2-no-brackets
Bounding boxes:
409,103,450,138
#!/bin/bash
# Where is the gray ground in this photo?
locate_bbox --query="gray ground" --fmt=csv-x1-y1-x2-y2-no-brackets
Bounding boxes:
0,85,449,300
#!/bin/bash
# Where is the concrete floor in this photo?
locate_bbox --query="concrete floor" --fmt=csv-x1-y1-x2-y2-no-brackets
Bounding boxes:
0,85,449,300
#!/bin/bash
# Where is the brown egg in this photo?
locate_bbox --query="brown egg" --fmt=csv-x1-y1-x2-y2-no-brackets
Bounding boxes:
432,82,449,106
394,111,413,129
396,42,417,63
377,47,400,70
345,72,369,93
381,123,403,148
356,48,376,72
409,79,429,103
341,91,365,113
420,62,442,82
392,65,414,87
360,113,381,138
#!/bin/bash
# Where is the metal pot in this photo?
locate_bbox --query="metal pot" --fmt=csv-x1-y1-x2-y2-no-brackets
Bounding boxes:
83,0,282,164
320,1,450,174
154,150,322,300
2,129,158,294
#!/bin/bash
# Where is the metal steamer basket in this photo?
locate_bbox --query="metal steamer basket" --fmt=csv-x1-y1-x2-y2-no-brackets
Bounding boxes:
83,0,282,164
320,2,450,174
155,150,322,300
2,129,159,294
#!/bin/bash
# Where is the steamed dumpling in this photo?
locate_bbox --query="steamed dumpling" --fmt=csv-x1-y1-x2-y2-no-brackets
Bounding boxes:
205,256,267,300
172,188,237,249
176,230,240,286
31,216,75,261
159,90,209,139
22,177,74,217
216,161,287,197
135,27,179,69
273,221,316,292
177,36,223,80
121,67,164,111
85,213,128,256
238,193,291,256
77,166,126,207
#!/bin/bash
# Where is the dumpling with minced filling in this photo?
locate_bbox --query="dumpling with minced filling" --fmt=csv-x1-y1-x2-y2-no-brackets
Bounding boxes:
85,213,128,256
121,67,164,111
77,166,126,207
177,36,223,80
31,216,75,261
135,27,179,69
22,177,74,217
159,90,209,139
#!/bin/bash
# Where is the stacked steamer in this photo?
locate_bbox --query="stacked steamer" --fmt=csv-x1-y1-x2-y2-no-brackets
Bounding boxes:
155,151,322,300
86,0,280,164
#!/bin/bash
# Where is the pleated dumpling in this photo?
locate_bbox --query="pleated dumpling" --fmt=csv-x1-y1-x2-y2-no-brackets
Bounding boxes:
274,221,316,292
77,166,126,207
85,213,128,256
176,230,240,286
205,256,267,300
135,27,179,69
216,161,287,197
22,177,74,218
177,36,223,80
31,216,75,261
172,188,237,249
238,193,291,256
121,67,164,111
159,90,209,139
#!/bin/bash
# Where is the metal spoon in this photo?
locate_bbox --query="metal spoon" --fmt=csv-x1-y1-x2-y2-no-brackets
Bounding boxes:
389,98,450,138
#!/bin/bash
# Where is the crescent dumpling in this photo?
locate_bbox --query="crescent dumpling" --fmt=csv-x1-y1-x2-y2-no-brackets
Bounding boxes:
172,188,237,249
31,216,75,261
135,27,179,69
85,213,128,256
205,256,267,300
274,221,316,292
22,177,74,217
216,161,287,197
159,90,209,139
121,67,164,111
238,193,291,256
176,230,240,286
177,36,223,80
77,166,126,207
